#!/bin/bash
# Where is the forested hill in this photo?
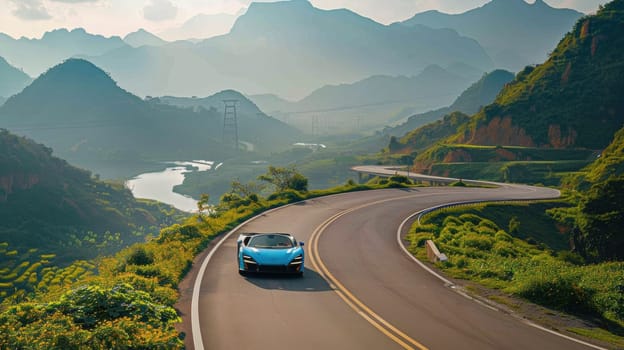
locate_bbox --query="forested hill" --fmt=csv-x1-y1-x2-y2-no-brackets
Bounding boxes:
415,0,624,169
566,126,624,261
0,129,179,263
451,1,624,150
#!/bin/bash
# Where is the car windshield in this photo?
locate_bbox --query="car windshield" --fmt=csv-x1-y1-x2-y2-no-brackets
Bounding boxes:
248,235,294,249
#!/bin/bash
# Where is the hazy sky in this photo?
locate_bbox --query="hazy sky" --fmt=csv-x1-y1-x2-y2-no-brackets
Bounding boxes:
0,0,608,40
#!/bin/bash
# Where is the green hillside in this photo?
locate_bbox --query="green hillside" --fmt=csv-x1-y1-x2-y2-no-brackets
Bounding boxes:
0,129,179,263
414,1,624,181
455,2,624,149
389,112,471,154
568,127,624,261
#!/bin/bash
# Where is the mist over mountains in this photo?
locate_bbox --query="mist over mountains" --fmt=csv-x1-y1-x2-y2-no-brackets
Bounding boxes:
123,29,168,48
386,69,515,137
402,0,583,71
250,64,481,134
0,59,298,177
0,0,583,105
0,57,31,98
0,0,493,101
0,28,127,77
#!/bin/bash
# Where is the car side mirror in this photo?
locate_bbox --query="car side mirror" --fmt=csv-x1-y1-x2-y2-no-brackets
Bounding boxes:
299,242,305,247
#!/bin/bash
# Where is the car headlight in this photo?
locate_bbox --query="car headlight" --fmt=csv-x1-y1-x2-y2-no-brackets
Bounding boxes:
289,255,303,265
243,255,256,264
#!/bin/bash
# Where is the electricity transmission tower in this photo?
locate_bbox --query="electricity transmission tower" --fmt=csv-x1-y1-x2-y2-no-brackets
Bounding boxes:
311,115,319,137
222,100,239,151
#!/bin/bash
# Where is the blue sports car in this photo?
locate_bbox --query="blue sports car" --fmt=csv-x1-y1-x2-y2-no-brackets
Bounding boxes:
237,233,305,276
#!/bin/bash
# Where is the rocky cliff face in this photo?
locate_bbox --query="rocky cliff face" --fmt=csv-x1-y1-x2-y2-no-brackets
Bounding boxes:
0,173,40,201
457,116,536,147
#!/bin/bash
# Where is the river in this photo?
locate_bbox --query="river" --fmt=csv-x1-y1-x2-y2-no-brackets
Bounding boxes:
126,160,220,212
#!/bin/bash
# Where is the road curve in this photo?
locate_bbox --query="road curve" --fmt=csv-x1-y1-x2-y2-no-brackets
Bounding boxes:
189,177,600,349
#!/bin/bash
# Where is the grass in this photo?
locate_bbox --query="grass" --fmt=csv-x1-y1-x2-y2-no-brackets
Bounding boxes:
568,327,624,348
430,160,593,186
407,202,624,347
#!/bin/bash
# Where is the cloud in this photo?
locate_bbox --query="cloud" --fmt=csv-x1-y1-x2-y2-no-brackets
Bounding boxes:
9,0,52,20
48,0,100,2
143,0,178,21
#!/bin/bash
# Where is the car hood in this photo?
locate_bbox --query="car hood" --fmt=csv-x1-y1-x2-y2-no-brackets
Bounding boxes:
242,246,303,265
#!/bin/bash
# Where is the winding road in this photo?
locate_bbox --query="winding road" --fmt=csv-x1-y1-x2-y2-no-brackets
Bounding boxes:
185,168,604,350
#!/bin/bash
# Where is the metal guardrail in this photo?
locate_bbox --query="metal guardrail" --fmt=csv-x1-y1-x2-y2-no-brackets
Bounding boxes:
416,199,536,225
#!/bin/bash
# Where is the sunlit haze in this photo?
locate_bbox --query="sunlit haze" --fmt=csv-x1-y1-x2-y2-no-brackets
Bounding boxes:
0,0,607,40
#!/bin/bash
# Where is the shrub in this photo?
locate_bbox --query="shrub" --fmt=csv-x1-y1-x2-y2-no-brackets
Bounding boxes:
493,241,517,257
494,230,513,242
442,216,463,227
389,174,412,184
267,189,304,202
515,272,597,315
462,233,494,250
459,213,482,225
127,247,154,266
48,284,180,329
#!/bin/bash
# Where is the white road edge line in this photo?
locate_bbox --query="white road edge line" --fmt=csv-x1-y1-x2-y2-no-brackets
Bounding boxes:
396,207,608,350
190,191,371,350
191,202,299,350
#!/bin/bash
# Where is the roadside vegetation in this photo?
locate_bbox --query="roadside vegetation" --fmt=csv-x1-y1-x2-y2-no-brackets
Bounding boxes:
407,202,624,346
0,167,412,349
406,125,624,346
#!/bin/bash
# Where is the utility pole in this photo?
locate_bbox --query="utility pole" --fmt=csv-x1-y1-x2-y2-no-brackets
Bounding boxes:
223,99,239,151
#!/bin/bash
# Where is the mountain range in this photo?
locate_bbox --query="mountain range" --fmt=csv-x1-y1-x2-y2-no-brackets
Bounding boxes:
385,69,515,137
0,28,128,77
402,0,583,71
159,13,239,41
0,1,493,101
0,0,582,104
250,64,481,133
0,56,31,98
191,0,492,99
0,59,298,178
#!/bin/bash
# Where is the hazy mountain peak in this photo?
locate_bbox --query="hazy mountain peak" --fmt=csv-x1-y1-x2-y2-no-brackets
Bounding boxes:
41,58,114,84
231,0,358,35
418,64,461,81
6,58,133,109
0,56,32,98
42,27,87,39
403,0,583,71
123,28,167,47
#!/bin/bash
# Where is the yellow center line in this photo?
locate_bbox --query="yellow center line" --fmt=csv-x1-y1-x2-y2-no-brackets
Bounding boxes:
307,195,431,350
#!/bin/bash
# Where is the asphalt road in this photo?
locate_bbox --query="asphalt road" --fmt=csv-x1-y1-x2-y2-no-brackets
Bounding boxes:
190,182,602,350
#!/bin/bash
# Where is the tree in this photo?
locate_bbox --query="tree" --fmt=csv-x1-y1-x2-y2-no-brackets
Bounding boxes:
258,166,308,193
575,177,624,261
196,193,211,220
231,180,265,199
